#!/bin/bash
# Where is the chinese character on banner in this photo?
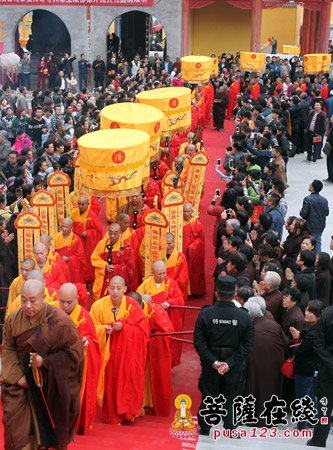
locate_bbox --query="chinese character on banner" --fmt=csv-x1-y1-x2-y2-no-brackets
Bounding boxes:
290,396,318,426
232,395,258,426
199,394,227,426
260,395,288,426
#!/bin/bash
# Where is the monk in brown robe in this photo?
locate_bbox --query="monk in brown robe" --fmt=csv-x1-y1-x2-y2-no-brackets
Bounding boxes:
1,279,84,450
244,299,287,425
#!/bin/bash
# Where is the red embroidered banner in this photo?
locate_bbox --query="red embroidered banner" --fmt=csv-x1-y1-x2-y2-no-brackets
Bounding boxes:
0,0,154,5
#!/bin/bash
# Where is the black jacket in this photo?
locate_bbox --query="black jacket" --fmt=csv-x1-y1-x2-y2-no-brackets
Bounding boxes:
315,269,331,308
300,192,329,234
314,306,333,383
294,325,319,377
194,301,254,369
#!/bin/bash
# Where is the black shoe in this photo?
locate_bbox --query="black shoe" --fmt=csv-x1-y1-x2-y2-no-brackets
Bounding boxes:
197,427,210,436
317,156,323,160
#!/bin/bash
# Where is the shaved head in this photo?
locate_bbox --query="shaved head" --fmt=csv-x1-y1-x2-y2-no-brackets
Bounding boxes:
20,258,35,280
78,196,89,204
78,196,89,213
118,213,131,232
40,234,52,244
21,258,35,268
110,275,125,285
109,222,121,244
59,283,78,315
153,260,166,271
127,291,143,307
21,279,44,297
61,218,73,236
28,270,45,282
152,260,166,283
33,243,48,266
62,218,73,227
142,294,152,303
108,276,127,305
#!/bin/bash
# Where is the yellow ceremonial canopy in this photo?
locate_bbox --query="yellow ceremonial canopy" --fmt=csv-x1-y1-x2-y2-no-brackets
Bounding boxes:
211,57,219,77
240,52,266,72
180,55,212,83
100,103,164,162
304,54,331,74
77,129,150,198
136,87,191,136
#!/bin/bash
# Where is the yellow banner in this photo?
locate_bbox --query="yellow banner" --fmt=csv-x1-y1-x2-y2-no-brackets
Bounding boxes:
240,52,266,72
304,54,331,74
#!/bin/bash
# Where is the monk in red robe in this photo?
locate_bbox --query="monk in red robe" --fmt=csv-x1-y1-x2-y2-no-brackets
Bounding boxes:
150,159,169,184
90,276,149,425
57,283,101,435
40,233,70,282
33,242,68,296
91,223,137,300
117,190,150,230
165,232,189,302
183,203,206,296
137,260,184,367
54,218,88,285
128,292,173,417
203,81,214,125
226,76,240,119
143,177,162,209
71,196,103,282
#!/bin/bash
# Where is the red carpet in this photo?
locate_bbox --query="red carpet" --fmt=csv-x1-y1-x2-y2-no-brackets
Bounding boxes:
0,120,233,450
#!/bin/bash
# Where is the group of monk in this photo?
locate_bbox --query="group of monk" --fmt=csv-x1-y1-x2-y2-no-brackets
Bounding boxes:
1,88,213,447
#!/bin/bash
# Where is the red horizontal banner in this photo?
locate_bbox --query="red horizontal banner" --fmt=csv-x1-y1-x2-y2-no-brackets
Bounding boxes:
0,0,154,5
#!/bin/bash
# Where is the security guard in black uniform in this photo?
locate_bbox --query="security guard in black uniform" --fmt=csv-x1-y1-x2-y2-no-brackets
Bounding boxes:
194,275,254,436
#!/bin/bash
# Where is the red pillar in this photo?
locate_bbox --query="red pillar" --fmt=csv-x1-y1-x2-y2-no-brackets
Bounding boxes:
182,0,190,56
314,10,322,53
301,8,311,55
251,0,262,52
250,0,263,52
308,10,318,54
317,0,332,53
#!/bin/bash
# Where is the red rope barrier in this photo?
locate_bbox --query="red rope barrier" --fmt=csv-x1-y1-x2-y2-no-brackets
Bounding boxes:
169,305,201,310
150,330,194,337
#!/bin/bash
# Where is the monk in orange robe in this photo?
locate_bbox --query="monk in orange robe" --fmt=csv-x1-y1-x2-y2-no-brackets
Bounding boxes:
105,197,127,223
33,242,68,296
6,270,55,319
118,213,139,253
226,76,240,119
250,77,261,101
117,190,150,230
90,276,149,425
128,292,174,417
165,232,189,302
91,223,137,301
54,218,88,285
7,258,35,310
182,203,206,296
57,283,101,435
137,260,184,367
71,196,103,282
